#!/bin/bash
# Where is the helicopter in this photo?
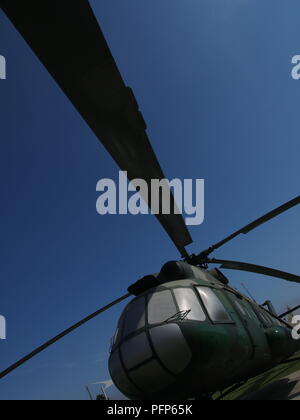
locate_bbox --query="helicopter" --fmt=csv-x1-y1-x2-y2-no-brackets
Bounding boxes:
0,0,300,400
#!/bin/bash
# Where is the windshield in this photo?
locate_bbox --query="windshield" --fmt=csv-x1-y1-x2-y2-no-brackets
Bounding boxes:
148,290,177,325
114,286,209,344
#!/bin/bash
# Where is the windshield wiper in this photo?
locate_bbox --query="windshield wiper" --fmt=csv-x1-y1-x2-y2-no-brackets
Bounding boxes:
164,310,191,323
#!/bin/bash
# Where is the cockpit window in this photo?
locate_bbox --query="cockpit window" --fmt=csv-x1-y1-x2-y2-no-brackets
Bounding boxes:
173,288,206,321
123,296,146,337
197,287,232,323
147,290,177,325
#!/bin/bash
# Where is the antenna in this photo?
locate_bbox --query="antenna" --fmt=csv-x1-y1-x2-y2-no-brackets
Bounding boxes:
241,283,257,303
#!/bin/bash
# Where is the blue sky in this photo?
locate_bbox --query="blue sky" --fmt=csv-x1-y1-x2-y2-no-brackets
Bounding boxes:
0,0,299,400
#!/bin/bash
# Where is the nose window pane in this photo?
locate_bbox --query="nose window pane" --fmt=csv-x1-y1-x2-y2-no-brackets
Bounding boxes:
148,290,177,325
121,333,153,370
123,297,146,337
173,288,206,321
129,359,175,394
197,287,231,323
150,324,192,374
109,350,140,397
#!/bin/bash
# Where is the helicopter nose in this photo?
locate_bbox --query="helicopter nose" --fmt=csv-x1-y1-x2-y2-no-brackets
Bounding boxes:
109,324,192,398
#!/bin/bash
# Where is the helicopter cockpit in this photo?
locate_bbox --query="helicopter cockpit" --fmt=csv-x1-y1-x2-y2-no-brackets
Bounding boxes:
109,280,232,399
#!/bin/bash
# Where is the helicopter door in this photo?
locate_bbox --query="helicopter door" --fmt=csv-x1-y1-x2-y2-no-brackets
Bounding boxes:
229,296,270,361
219,292,256,360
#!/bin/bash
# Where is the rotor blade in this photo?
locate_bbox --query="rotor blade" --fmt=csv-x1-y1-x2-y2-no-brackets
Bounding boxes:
0,294,130,380
1,0,192,257
200,196,300,257
279,305,300,318
210,258,300,284
260,307,293,330
241,196,300,234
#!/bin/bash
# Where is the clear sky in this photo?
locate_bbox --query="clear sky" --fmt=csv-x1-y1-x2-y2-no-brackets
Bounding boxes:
0,0,299,400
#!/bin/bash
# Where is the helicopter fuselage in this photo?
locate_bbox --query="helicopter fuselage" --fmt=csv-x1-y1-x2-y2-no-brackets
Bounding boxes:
109,262,300,400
